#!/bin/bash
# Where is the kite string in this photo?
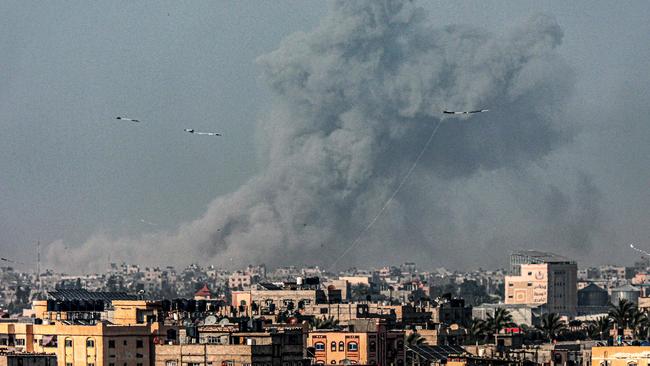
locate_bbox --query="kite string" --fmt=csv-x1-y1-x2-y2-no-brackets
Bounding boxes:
327,118,445,271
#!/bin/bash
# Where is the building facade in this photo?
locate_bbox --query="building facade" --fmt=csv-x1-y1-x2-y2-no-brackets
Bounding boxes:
505,253,577,315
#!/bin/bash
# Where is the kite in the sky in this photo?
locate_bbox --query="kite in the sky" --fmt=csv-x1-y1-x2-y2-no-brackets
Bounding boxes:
184,128,221,136
443,109,489,115
116,116,140,122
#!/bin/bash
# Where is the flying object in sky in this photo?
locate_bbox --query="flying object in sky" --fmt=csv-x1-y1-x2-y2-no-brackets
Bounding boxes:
1,257,25,265
184,128,221,136
115,116,140,122
443,109,489,115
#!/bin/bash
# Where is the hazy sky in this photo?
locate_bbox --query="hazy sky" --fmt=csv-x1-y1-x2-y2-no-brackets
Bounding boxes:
1,1,649,272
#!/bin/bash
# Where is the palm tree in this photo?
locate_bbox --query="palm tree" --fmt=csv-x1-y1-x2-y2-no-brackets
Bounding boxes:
629,308,648,339
486,308,513,335
310,316,340,330
587,316,611,340
609,299,636,336
537,313,567,342
406,332,425,346
468,318,488,345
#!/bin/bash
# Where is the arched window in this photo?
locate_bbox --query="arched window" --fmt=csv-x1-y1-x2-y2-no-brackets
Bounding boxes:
331,342,337,352
330,362,336,365
64,338,73,348
338,341,344,352
348,342,358,352
86,338,95,348
396,340,404,350
315,342,325,352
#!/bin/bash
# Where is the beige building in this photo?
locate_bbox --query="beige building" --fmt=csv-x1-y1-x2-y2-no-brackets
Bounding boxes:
592,346,650,366
307,326,405,366
154,326,306,366
231,288,324,316
505,255,577,315
1,299,176,366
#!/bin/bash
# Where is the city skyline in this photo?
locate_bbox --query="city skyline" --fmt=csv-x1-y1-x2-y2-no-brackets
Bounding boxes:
2,1,650,271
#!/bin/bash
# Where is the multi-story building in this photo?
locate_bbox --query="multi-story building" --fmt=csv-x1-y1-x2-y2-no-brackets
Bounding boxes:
154,325,307,366
307,325,405,366
2,292,178,366
592,346,650,366
0,352,57,366
505,251,577,315
228,272,252,290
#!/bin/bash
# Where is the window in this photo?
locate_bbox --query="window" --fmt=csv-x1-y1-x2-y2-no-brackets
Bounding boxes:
137,363,143,366
397,340,404,351
320,308,329,314
136,339,144,348
86,339,95,348
108,340,115,349
348,342,358,352
166,361,177,366
66,363,73,366
109,364,115,366
369,341,376,353
65,339,73,348
331,342,337,351
339,341,344,352
16,339,25,346
136,354,143,359
88,363,95,366
124,340,128,346
315,342,325,351
330,362,336,365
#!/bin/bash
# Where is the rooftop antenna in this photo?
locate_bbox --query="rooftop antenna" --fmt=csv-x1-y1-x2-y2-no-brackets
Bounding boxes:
37,241,41,294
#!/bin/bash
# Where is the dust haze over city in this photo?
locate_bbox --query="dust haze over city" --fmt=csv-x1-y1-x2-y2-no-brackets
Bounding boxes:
2,1,650,274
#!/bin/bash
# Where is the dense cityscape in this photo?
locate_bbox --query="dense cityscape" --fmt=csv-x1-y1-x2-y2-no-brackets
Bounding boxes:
3,1,650,366
1,250,650,366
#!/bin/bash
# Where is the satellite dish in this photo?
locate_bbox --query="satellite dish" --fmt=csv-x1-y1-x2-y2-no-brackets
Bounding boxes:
182,319,192,328
342,359,352,365
205,315,217,325
218,318,231,326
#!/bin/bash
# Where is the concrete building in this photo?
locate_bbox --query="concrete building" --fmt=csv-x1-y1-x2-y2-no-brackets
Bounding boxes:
610,284,641,305
577,284,609,315
472,304,537,327
505,251,577,315
592,346,650,366
307,326,405,366
1,296,177,366
154,326,306,366
0,353,57,366
231,284,327,317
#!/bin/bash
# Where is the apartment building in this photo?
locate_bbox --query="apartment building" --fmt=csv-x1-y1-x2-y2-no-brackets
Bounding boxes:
505,251,577,315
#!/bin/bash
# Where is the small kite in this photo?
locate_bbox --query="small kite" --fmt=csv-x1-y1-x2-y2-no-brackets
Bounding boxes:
184,128,221,136
443,109,489,115
116,116,140,122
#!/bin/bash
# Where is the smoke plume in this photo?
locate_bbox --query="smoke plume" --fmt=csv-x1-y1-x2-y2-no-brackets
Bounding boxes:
47,0,601,272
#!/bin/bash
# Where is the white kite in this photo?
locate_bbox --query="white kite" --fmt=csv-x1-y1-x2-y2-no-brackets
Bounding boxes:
115,116,140,122
184,128,221,136
443,109,489,115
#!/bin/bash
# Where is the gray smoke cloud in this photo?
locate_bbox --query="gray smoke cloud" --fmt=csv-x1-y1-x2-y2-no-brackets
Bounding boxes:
46,0,601,272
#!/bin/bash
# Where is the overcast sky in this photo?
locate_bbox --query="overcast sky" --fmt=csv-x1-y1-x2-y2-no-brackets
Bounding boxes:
1,1,649,272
